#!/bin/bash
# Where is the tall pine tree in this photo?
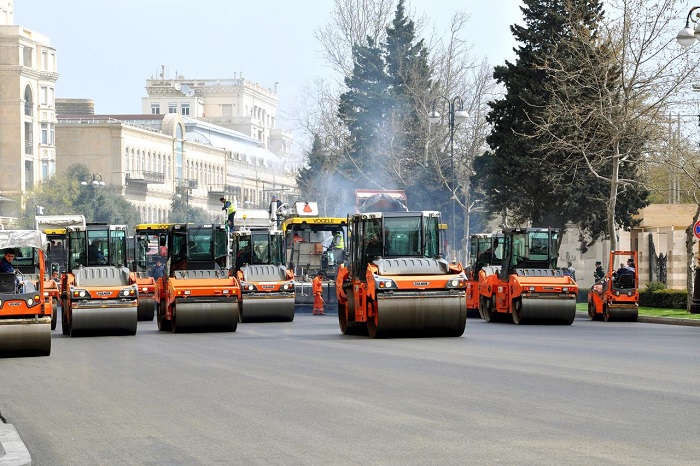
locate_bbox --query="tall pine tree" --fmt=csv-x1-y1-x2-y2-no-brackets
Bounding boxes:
474,0,648,241
337,0,435,206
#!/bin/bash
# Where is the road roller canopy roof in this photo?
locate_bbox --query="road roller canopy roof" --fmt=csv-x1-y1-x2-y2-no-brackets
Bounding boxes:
134,223,172,233
35,215,86,232
0,230,47,250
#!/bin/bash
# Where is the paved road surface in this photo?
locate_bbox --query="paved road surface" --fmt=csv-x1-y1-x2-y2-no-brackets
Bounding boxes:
1,315,699,465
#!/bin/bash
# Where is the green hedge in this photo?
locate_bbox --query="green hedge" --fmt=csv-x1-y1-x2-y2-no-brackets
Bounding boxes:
639,288,688,309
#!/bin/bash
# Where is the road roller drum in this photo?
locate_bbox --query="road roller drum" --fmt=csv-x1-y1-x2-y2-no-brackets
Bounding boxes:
513,297,575,325
240,297,294,323
172,301,239,333
0,318,51,357
69,306,137,336
368,294,466,338
137,298,155,321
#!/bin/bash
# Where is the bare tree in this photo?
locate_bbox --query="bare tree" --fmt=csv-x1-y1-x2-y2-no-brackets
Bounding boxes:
424,12,499,257
530,0,696,251
314,0,395,78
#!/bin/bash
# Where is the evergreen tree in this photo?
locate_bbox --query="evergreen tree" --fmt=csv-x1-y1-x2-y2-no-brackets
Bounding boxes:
338,1,436,208
474,0,647,241
338,37,392,187
383,0,438,206
296,135,343,216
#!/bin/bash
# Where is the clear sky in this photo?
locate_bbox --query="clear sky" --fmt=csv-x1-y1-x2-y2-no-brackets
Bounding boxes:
15,1,523,145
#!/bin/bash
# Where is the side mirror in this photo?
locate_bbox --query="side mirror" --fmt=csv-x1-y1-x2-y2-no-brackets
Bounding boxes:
159,234,166,247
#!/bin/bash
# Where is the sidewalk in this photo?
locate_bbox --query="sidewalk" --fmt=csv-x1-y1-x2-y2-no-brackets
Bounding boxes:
0,424,30,466
576,311,700,327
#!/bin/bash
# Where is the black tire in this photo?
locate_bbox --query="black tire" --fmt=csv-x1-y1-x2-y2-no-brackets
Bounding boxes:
338,302,349,334
366,300,379,339
157,299,172,332
482,296,496,322
61,299,70,336
51,300,58,330
512,299,523,325
171,305,178,334
137,299,155,321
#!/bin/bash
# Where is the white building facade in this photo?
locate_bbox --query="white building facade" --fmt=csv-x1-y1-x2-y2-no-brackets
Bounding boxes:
0,0,58,197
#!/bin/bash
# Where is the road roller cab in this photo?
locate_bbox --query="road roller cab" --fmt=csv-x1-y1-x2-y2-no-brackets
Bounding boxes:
478,227,577,325
587,251,639,322
280,202,347,312
232,225,295,322
35,215,86,331
61,223,138,337
129,224,171,322
466,233,503,317
0,230,53,356
155,223,240,333
336,210,467,338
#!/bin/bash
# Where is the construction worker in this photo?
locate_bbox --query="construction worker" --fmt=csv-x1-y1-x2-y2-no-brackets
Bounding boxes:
594,261,605,282
269,194,283,227
331,231,344,264
331,231,344,250
220,197,236,231
312,271,325,315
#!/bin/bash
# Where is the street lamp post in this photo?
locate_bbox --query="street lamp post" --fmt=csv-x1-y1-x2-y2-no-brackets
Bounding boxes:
428,96,468,261
676,7,700,48
80,173,105,221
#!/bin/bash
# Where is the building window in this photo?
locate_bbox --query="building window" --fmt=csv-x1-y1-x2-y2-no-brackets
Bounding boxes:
40,86,48,106
23,47,32,67
151,103,160,115
181,102,190,116
40,123,54,145
169,102,177,113
41,50,48,70
24,86,33,117
42,160,49,179
222,104,232,117
25,161,34,190
24,122,33,155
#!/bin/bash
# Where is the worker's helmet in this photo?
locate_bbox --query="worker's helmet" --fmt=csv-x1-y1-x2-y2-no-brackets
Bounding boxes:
595,261,601,265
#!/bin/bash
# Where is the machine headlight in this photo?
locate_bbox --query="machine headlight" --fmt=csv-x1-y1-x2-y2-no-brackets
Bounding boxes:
142,287,148,292
614,290,620,296
627,291,633,297
445,278,466,289
376,279,396,289
44,291,49,297
27,298,34,305
563,287,569,293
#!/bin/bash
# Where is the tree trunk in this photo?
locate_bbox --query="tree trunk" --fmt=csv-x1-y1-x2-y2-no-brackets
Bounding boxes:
607,141,620,252
687,203,700,312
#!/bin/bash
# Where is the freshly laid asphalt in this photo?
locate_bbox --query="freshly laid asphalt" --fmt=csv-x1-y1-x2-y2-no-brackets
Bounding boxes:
1,310,699,465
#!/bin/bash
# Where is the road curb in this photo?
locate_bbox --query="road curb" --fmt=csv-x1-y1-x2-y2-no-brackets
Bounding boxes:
0,424,31,466
576,312,700,327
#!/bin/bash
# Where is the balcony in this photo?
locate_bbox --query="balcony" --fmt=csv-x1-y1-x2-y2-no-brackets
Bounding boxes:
126,171,165,184
208,184,240,197
175,178,198,190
